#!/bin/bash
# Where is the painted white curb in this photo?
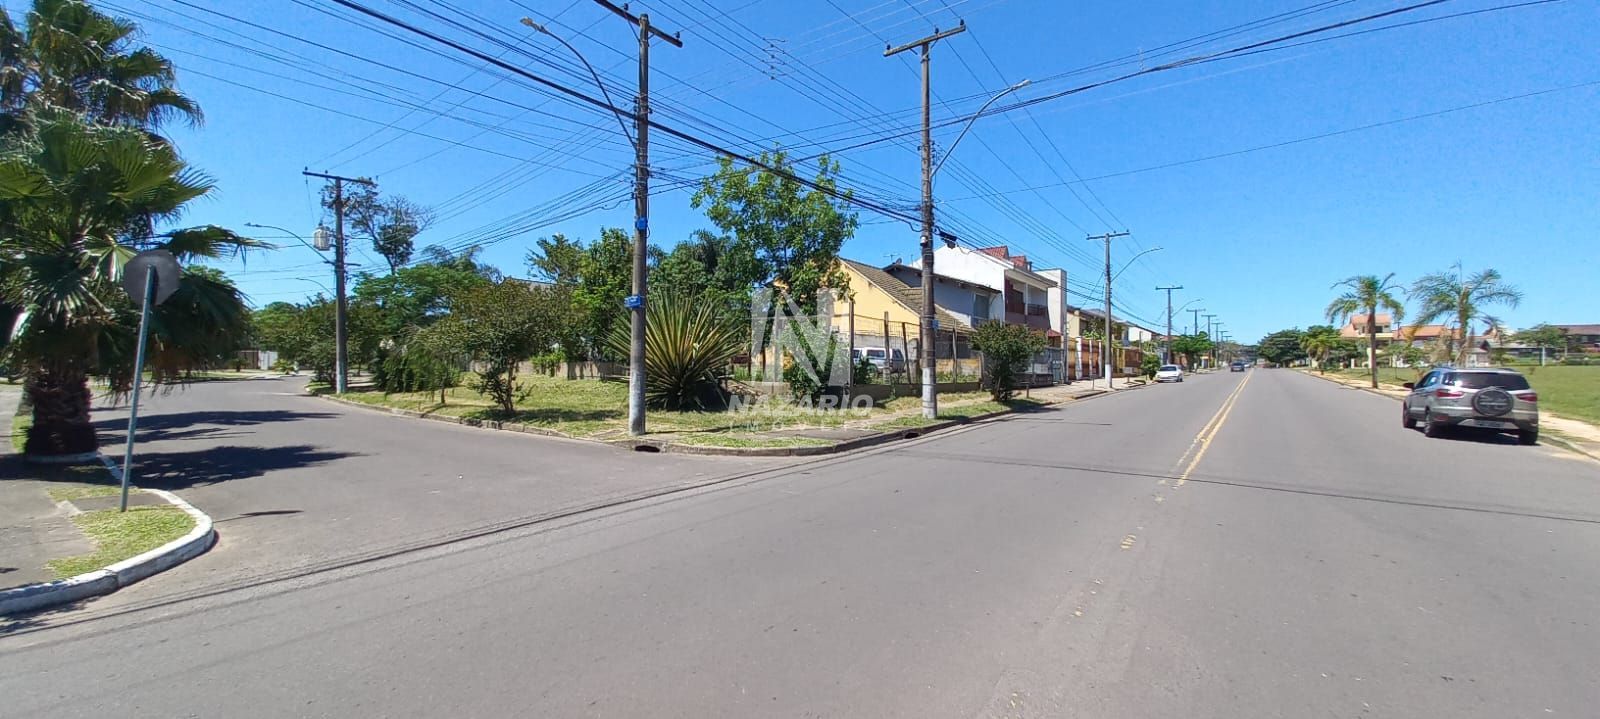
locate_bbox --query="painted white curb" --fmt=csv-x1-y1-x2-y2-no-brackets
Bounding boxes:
0,487,215,617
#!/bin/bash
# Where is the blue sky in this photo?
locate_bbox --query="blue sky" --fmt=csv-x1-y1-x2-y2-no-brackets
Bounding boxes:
26,0,1597,343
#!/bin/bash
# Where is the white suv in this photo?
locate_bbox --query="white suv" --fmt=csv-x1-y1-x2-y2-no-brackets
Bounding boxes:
1402,367,1539,444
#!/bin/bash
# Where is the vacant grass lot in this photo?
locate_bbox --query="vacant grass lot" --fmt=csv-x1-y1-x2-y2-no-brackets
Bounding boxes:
335,374,1009,446
1321,365,1599,425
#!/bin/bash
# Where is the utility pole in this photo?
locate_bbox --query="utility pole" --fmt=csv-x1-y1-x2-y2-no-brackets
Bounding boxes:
1088,231,1130,388
1189,307,1206,339
1156,285,1182,364
303,170,374,395
593,0,681,436
1204,314,1218,369
886,22,964,420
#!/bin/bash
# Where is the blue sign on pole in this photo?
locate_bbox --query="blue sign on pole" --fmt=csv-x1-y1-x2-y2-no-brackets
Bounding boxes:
624,294,644,309
634,217,648,231
931,318,939,330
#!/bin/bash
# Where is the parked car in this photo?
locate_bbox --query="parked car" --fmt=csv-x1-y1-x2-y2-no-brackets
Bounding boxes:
1230,360,1248,372
851,347,907,375
1155,364,1184,383
1402,367,1538,444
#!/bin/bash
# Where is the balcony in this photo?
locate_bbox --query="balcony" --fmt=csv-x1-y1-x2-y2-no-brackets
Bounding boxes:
1026,303,1048,317
1005,311,1052,331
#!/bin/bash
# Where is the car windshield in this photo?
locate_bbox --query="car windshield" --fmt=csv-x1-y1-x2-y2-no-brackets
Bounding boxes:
1446,372,1531,390
1160,365,1180,371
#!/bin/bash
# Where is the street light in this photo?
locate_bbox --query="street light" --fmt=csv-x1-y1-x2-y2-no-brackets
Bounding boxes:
522,18,636,151
1112,246,1163,284
931,79,1030,179
244,222,333,265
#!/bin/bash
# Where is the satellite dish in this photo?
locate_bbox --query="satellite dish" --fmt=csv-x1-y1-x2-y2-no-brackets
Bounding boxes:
122,249,183,308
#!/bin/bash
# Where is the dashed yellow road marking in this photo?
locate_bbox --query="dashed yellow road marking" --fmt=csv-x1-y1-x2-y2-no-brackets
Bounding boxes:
1176,371,1254,486
1120,534,1137,550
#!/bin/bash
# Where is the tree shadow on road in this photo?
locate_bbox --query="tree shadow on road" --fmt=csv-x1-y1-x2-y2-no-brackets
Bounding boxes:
93,410,339,443
124,444,358,490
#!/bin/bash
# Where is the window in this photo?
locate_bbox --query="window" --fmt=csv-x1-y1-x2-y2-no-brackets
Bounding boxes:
972,294,990,321
1448,372,1530,390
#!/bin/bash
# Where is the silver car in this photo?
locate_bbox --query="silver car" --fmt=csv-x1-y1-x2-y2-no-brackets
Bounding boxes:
1402,367,1539,444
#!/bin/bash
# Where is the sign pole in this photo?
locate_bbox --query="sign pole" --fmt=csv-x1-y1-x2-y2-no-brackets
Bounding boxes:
119,265,157,512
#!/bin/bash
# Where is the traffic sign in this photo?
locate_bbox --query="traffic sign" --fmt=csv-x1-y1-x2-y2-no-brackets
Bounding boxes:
624,294,644,309
121,249,181,308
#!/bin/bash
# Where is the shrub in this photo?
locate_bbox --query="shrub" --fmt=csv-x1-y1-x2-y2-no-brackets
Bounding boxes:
971,321,1047,401
607,291,743,410
1141,353,1162,379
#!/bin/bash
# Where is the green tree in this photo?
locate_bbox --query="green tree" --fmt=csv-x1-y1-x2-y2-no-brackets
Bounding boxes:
1169,333,1214,369
691,150,857,312
328,183,431,274
1325,272,1406,388
573,228,634,360
1140,352,1162,379
351,259,490,342
1257,328,1306,366
524,233,585,288
0,0,201,133
0,113,258,455
1408,265,1522,365
1512,323,1568,365
1300,325,1342,374
429,280,568,415
971,321,1048,401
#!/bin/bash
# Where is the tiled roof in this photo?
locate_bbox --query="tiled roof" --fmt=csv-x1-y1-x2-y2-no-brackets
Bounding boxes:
841,259,972,332
1555,324,1600,335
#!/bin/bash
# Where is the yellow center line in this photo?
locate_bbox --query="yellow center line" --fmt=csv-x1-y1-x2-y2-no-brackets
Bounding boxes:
1175,372,1254,486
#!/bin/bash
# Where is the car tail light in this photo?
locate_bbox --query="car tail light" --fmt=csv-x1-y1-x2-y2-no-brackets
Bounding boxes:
1435,388,1464,398
1518,392,1538,402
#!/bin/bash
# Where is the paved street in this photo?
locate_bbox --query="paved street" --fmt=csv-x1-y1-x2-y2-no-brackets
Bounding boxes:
3,370,1597,717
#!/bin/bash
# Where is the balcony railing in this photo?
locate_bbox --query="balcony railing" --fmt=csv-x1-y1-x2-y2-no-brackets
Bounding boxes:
1026,303,1048,317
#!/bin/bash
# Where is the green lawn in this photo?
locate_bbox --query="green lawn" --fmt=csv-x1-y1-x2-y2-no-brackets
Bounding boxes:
867,399,1042,430
47,505,195,578
10,407,30,453
336,374,1009,446
1322,367,1422,389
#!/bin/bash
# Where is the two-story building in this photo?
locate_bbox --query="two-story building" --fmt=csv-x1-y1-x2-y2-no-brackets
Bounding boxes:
909,245,1063,344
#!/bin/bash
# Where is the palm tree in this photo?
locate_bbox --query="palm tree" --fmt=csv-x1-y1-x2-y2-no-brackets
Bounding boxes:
1408,264,1522,366
1300,326,1341,374
0,112,258,457
1325,273,1406,388
0,0,201,132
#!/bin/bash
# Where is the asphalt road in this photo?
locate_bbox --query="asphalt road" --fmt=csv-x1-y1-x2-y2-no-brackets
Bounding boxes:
3,369,1597,717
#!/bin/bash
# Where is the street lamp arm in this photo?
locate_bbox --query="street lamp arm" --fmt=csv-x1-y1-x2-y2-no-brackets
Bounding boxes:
931,79,1029,178
1111,246,1163,283
523,18,636,151
244,222,333,265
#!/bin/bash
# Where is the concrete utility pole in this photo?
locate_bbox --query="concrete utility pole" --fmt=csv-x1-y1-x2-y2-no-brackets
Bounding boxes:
1189,307,1206,339
1157,285,1182,364
303,170,375,395
592,0,681,436
1088,231,1130,388
1204,314,1218,369
886,22,964,420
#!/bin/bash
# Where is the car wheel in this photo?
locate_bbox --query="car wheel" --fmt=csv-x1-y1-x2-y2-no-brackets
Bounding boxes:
1401,403,1416,429
1518,428,1538,445
1423,409,1445,438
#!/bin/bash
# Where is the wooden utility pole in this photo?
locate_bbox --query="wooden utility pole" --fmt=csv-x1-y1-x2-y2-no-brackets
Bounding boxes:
303,170,375,395
1157,285,1182,364
592,0,681,436
885,22,964,420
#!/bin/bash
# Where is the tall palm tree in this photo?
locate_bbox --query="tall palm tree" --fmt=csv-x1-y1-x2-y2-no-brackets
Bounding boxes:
1325,273,1406,388
0,0,200,132
0,112,257,457
1408,264,1522,366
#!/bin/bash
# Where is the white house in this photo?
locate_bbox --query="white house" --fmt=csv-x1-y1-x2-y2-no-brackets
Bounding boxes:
913,245,1064,345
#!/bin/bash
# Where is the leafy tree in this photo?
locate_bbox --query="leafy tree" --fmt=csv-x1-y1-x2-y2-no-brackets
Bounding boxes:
1325,272,1406,388
0,0,201,134
971,321,1047,401
691,150,857,313
1512,323,1568,364
1257,328,1306,366
607,291,743,410
428,280,568,415
1300,325,1342,374
572,227,633,360
524,233,585,288
1140,352,1162,379
326,183,431,274
375,324,461,403
1169,333,1214,369
351,260,490,342
1408,265,1522,365
416,244,501,282
0,113,258,455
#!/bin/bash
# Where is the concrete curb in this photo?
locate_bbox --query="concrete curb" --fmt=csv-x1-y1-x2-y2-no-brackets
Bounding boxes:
316,386,1125,458
0,466,216,617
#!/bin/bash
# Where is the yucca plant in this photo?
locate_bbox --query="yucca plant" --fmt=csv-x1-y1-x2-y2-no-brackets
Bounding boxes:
609,292,743,410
